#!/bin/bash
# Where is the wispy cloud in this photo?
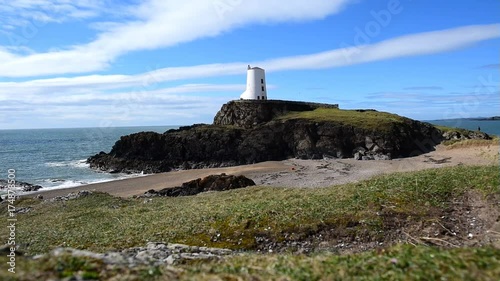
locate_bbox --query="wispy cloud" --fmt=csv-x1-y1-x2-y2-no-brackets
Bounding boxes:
1,22,499,80
0,0,353,77
262,24,500,71
1,23,498,94
403,86,443,91
478,63,499,69
363,89,500,120
0,82,246,102
0,0,110,28
0,83,240,128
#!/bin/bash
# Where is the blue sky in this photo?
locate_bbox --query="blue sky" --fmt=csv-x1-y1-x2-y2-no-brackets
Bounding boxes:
0,0,498,129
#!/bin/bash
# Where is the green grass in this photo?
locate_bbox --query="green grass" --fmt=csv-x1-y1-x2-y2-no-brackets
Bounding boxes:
434,125,472,135
444,138,499,148
1,245,499,280
279,108,408,132
186,245,500,281
2,165,498,256
0,253,162,281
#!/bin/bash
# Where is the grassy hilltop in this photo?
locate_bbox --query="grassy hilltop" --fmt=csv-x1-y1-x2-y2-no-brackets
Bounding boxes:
280,108,409,132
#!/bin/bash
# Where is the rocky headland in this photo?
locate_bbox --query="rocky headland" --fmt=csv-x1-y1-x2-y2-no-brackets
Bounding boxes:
87,100,490,174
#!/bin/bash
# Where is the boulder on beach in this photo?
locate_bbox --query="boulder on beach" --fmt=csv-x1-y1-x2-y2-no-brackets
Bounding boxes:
144,174,256,197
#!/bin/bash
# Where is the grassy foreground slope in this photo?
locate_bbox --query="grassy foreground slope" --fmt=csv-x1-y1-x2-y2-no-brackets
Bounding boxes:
0,165,498,280
4,165,498,254
1,244,499,280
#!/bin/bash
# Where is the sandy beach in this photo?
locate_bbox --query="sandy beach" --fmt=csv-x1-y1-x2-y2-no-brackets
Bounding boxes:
32,143,499,199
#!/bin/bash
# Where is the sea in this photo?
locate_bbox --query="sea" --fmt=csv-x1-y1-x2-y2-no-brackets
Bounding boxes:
0,126,177,195
0,120,499,195
427,119,500,136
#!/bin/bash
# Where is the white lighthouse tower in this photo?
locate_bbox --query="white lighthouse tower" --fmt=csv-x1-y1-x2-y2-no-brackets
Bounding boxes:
240,65,267,100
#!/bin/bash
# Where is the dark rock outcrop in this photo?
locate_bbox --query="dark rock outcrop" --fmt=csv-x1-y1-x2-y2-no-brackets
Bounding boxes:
143,174,255,197
0,180,42,192
88,100,442,173
441,130,491,141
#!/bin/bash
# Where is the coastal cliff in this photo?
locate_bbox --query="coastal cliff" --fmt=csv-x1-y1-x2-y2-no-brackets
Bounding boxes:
88,100,445,174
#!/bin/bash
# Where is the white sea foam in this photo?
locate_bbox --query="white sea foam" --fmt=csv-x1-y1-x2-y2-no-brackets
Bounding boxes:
69,159,90,169
45,162,67,167
27,172,148,194
50,180,86,189
45,159,89,169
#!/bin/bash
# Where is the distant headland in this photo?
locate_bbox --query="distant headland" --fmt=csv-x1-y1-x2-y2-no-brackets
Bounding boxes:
432,116,500,121
469,116,500,121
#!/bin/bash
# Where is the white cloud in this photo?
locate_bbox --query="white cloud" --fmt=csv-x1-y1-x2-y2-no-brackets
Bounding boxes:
0,83,244,103
262,24,500,71
1,24,499,93
0,83,239,129
0,47,18,61
0,0,352,77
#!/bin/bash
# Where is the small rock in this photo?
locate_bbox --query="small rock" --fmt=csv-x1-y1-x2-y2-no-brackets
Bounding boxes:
354,152,362,160
165,255,176,265
14,207,32,214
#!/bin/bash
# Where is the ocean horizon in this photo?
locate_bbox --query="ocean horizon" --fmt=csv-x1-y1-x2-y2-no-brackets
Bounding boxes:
426,119,500,136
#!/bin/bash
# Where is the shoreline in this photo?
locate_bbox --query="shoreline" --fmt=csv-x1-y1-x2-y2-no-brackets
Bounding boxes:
29,161,291,199
30,144,499,200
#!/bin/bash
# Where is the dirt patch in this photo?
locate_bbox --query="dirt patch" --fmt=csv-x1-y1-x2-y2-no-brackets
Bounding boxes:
251,191,500,254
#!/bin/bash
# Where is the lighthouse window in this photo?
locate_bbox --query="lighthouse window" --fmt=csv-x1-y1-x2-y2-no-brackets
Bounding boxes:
261,79,264,84
261,86,265,91
257,96,260,100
